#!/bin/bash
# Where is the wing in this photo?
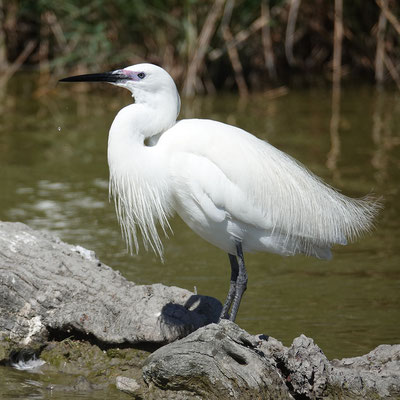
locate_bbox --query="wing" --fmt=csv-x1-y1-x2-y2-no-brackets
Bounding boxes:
161,118,380,249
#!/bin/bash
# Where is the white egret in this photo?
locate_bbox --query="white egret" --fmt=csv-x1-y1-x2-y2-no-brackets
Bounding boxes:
60,64,380,322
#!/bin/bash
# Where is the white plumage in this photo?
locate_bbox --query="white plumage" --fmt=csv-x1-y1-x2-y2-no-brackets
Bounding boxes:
60,63,380,321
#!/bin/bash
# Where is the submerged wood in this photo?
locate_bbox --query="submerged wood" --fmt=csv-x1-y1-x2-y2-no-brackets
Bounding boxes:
0,221,399,399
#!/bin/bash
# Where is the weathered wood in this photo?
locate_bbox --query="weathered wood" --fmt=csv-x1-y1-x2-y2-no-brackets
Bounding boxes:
143,320,291,399
143,320,400,399
0,221,221,348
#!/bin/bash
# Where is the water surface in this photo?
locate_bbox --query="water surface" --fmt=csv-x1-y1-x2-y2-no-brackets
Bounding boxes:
1,76,399,398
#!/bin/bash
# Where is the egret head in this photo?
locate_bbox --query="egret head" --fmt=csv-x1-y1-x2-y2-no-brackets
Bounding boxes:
60,63,181,118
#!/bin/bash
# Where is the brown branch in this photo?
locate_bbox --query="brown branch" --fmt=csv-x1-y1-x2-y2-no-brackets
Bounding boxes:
0,40,36,87
375,0,387,87
38,12,50,83
383,53,400,90
45,11,67,49
234,16,267,46
0,0,8,69
285,0,301,66
332,0,343,88
221,0,248,97
376,0,400,36
183,0,226,97
327,0,343,182
222,27,248,97
209,15,269,61
261,0,277,80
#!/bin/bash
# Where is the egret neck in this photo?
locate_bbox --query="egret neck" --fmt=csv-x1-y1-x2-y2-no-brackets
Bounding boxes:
107,95,178,259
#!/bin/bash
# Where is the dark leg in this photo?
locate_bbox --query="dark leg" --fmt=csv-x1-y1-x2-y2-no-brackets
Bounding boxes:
229,241,247,322
219,254,239,320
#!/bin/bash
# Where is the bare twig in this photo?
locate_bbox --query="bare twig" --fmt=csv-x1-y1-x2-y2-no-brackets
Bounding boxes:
261,0,277,80
38,12,50,84
375,0,387,87
285,0,301,66
383,53,400,90
45,11,67,49
376,0,400,36
263,86,289,99
332,0,343,88
0,0,8,70
183,0,226,97
221,0,248,97
375,0,400,91
0,40,36,87
209,15,269,61
327,0,343,182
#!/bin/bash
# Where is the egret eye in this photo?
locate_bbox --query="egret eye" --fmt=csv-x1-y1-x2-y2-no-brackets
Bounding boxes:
137,72,146,79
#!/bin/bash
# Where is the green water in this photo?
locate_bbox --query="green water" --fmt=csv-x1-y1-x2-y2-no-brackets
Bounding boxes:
1,75,399,398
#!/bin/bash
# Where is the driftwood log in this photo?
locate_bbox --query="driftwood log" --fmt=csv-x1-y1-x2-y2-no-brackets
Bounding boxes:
1,221,399,399
143,321,400,399
0,221,221,347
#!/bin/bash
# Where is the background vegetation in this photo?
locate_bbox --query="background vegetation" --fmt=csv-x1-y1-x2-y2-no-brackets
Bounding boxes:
0,0,399,94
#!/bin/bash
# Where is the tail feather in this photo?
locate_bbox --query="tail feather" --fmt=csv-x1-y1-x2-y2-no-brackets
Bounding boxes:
249,141,382,247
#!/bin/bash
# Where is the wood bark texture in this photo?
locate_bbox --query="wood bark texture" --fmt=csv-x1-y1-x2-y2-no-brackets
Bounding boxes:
0,221,221,347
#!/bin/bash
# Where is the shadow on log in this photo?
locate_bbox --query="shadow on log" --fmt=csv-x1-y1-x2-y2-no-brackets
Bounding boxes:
1,221,399,399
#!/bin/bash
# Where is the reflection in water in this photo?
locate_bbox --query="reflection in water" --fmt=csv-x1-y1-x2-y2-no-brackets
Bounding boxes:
9,180,107,232
371,88,400,184
327,0,343,184
372,88,387,182
1,77,400,373
327,81,341,183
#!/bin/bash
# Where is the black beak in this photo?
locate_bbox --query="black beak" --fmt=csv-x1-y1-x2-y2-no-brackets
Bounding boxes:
59,71,129,83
